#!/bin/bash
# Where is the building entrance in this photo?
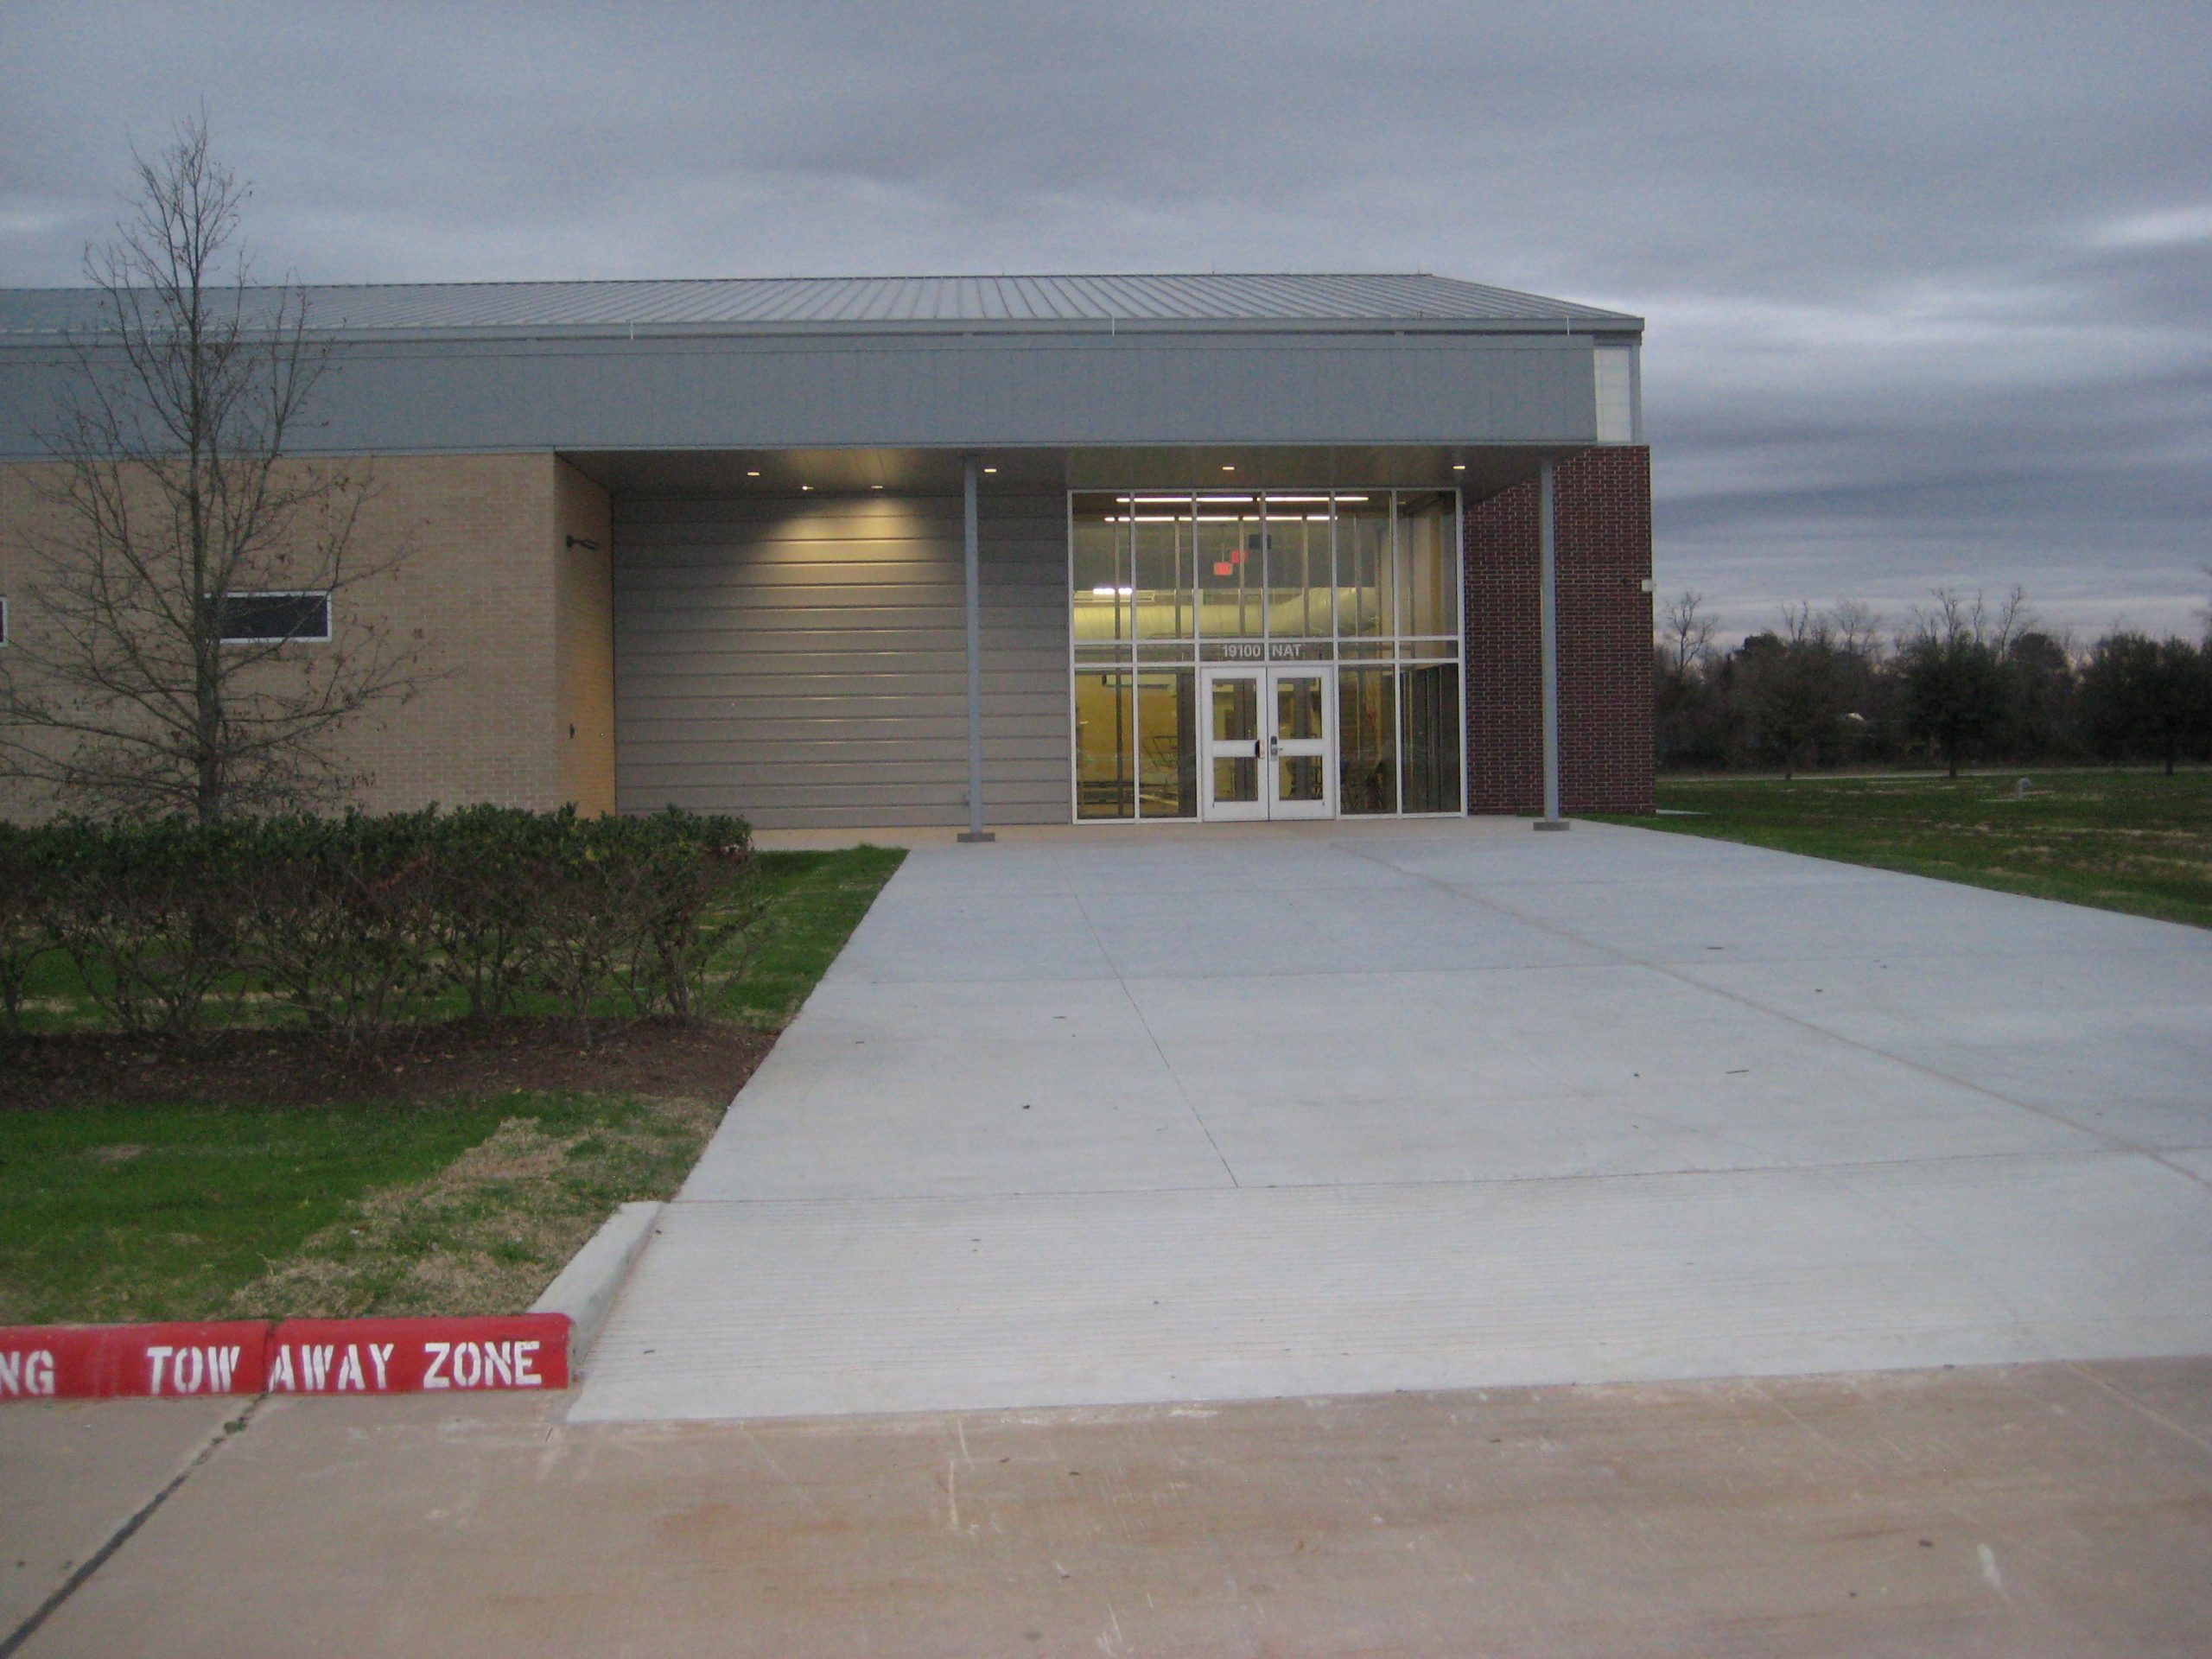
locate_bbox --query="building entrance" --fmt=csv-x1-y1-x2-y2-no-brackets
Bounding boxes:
1199,664,1336,821
1071,489,1465,823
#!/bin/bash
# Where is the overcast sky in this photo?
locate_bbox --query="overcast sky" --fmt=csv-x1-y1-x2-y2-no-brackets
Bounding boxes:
3,2,2206,642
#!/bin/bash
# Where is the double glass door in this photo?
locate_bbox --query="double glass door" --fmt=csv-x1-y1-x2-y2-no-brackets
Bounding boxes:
1199,665,1336,821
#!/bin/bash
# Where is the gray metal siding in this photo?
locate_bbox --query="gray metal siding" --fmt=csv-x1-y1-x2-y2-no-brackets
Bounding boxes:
613,492,1068,828
0,333,1608,459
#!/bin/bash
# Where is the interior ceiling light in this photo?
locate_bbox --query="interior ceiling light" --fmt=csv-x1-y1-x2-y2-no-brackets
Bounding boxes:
982,466,998,474
800,484,812,492
1452,463,1466,471
1117,492,1366,505
1220,464,1236,472
871,483,884,490
1090,585,1135,597
746,469,761,477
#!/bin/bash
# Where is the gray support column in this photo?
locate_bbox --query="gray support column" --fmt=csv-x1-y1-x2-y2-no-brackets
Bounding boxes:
1535,458,1568,830
957,454,995,843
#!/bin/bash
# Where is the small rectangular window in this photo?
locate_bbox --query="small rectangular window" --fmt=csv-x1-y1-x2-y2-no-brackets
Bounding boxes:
0,595,9,645
209,591,331,644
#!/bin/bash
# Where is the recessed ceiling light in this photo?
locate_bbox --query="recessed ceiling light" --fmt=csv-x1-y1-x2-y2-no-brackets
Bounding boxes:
746,469,761,477
800,484,812,492
871,483,883,491
1221,464,1236,472
982,466,998,474
1451,463,1466,472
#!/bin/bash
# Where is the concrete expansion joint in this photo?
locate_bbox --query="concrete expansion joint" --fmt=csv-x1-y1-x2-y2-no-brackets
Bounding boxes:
0,1397,264,1659
651,1143,2155,1208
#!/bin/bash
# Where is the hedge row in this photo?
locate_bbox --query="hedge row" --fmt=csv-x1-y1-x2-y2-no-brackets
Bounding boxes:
0,806,757,1041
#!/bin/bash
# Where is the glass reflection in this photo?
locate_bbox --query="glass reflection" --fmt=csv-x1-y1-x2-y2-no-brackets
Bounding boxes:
1197,505,1264,639
1136,670,1196,818
1263,503,1332,639
1071,497,1130,646
1280,756,1325,803
1339,668,1397,815
1401,663,1463,812
1337,496,1394,638
1134,502,1195,642
1397,493,1457,638
1210,674,1259,803
1275,673,1324,741
1074,669,1134,819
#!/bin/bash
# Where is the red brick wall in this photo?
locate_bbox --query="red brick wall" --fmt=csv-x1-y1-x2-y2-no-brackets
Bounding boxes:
1463,473,1544,812
1462,448,1654,815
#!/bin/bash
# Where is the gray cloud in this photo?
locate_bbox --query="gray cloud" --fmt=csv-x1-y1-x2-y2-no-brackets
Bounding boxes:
3,1,2207,639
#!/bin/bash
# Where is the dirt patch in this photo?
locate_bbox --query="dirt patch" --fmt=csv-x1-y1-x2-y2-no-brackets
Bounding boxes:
0,1016,774,1112
229,1100,724,1319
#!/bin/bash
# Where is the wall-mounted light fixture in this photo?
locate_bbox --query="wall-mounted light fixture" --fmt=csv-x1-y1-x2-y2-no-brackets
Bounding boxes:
564,535,601,551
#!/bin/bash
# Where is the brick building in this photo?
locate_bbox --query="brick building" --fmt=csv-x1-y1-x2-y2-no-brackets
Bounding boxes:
0,274,1650,828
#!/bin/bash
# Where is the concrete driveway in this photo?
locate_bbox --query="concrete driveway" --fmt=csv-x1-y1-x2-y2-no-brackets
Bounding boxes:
574,819,2212,1422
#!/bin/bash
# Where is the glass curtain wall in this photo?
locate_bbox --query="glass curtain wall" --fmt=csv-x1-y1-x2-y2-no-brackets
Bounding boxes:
1071,489,1462,820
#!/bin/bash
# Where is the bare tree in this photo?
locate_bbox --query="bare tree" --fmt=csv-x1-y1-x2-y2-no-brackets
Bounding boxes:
0,114,421,822
1739,602,1847,779
1827,598,1885,663
1897,589,2015,776
1659,590,1718,674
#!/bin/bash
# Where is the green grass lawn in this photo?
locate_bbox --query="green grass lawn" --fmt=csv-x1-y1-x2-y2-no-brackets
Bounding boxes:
0,843,905,1325
722,845,904,1026
0,1091,715,1325
1599,769,2211,929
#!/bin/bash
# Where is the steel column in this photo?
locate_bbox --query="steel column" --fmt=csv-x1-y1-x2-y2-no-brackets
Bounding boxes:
1535,458,1567,830
958,455,995,842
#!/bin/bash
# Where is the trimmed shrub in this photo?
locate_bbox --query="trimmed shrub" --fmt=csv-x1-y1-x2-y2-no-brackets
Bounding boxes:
237,811,445,1040
38,817,254,1035
7,806,755,1038
0,824,45,1042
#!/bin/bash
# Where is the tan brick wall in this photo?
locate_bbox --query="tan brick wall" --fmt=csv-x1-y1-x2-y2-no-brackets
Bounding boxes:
0,452,588,819
0,463,72,803
553,460,616,815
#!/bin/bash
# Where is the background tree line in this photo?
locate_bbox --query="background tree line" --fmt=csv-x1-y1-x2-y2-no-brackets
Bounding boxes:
1656,587,2212,777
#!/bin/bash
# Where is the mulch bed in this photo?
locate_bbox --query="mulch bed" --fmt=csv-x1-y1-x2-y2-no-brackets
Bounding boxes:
0,1016,775,1111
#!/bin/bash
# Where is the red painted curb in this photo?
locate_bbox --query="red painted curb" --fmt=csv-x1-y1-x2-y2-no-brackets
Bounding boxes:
0,1322,269,1401
270,1316,569,1395
0,1315,569,1402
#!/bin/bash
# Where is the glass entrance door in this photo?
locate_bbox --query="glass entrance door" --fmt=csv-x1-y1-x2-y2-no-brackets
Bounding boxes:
1200,668,1266,822
1269,666,1333,820
1199,665,1337,821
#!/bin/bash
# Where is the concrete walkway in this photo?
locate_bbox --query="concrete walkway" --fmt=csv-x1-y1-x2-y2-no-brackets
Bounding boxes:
575,819,2212,1422
16,1359,2212,1657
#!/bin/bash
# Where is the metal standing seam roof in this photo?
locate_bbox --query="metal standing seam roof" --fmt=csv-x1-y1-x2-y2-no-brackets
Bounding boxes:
0,273,1640,338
